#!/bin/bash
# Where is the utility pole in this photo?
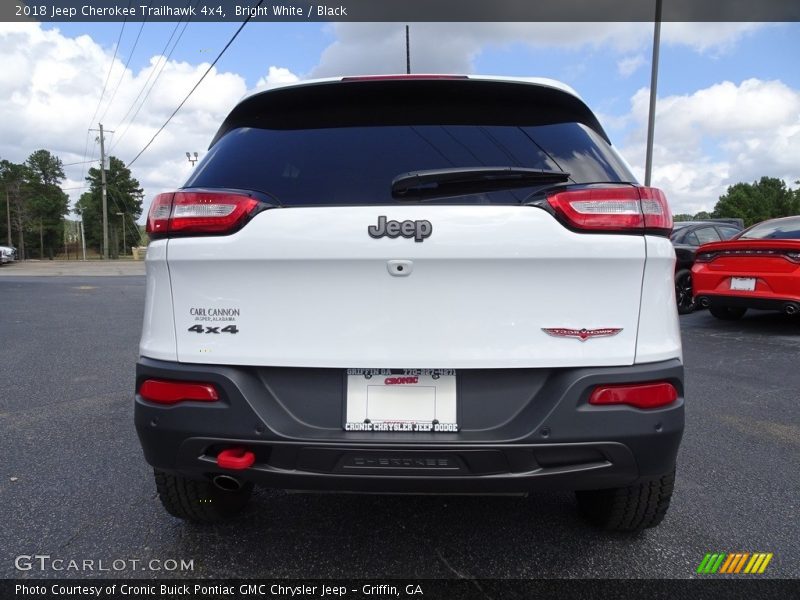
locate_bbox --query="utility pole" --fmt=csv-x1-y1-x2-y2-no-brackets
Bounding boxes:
405,25,411,74
90,124,114,259
79,216,87,261
116,212,126,255
5,187,11,246
644,0,662,186
99,123,109,259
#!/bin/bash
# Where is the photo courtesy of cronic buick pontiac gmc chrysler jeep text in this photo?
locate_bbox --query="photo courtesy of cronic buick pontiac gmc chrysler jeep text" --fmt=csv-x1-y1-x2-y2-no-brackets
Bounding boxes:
135,75,684,532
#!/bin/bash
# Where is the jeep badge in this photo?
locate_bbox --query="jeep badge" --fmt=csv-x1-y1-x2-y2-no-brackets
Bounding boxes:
368,216,432,243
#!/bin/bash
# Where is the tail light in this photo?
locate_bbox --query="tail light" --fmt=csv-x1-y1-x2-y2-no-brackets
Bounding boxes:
139,379,219,404
146,190,260,237
696,249,800,263
589,381,678,409
546,186,672,236
695,251,717,263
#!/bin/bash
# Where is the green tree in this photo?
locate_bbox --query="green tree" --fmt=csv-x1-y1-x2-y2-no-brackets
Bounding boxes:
713,177,800,227
25,150,69,259
76,156,143,257
672,213,694,222
1,159,33,258
1,152,70,259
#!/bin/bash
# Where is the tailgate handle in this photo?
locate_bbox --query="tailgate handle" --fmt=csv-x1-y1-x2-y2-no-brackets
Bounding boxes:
387,260,413,277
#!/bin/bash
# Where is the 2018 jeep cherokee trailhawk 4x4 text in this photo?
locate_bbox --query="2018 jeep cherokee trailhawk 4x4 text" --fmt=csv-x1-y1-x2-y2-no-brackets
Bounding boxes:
135,75,683,531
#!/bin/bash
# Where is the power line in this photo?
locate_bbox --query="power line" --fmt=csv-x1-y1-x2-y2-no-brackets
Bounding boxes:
87,6,129,132
77,130,92,183
79,9,128,191
109,14,191,153
99,7,149,124
127,1,264,167
63,159,100,167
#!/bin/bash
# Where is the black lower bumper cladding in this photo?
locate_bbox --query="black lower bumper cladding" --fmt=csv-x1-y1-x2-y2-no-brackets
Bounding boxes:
135,357,684,493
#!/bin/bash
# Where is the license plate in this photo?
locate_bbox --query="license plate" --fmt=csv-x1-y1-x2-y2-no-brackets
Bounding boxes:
730,277,756,291
345,369,457,432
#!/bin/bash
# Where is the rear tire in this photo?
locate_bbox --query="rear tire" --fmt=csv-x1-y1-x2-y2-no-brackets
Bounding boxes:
576,469,675,532
674,269,695,315
154,469,253,522
709,305,747,320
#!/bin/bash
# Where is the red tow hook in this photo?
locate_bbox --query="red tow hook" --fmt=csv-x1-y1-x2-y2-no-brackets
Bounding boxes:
216,447,255,470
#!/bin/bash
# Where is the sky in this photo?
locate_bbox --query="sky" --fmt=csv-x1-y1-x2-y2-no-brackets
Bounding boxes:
0,20,798,221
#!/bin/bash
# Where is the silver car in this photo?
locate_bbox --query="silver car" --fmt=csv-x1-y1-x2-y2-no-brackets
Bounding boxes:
0,246,17,264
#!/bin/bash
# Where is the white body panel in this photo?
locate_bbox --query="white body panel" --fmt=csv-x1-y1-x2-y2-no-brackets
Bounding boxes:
139,240,177,361
634,236,683,364
156,206,652,369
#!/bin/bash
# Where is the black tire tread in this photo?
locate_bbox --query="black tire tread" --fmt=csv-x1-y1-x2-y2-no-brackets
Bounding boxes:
675,269,695,315
709,305,747,320
154,469,252,523
576,469,675,532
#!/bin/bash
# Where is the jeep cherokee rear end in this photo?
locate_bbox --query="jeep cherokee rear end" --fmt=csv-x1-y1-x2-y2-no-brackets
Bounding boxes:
135,76,683,531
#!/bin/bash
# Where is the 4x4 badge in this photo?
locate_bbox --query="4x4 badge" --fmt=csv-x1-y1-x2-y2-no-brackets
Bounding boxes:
542,327,622,341
368,215,432,242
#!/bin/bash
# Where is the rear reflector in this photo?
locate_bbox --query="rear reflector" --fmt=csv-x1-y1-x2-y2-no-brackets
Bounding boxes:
547,186,672,235
589,381,678,409
139,379,219,404
146,191,259,237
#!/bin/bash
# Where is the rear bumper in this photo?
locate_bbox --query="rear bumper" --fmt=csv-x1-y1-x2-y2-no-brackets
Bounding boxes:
695,293,800,313
692,262,800,311
134,358,684,493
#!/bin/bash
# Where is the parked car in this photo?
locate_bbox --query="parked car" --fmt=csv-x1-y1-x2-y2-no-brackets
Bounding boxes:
0,245,17,264
671,221,743,314
135,75,684,531
693,215,800,319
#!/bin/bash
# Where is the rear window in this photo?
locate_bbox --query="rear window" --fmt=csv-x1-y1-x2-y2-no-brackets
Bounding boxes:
184,122,634,206
739,217,800,240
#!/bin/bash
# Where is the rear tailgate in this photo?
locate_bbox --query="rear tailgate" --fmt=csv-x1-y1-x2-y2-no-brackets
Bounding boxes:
167,205,645,368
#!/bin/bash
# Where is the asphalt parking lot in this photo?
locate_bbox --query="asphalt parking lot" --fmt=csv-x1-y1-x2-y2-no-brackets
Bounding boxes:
1,273,798,579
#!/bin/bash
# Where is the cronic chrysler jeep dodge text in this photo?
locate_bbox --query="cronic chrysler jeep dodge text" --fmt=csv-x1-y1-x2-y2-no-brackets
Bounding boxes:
135,75,683,531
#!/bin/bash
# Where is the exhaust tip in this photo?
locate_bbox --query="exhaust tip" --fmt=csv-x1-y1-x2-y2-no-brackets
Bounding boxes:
213,474,242,492
784,303,799,315
698,297,710,308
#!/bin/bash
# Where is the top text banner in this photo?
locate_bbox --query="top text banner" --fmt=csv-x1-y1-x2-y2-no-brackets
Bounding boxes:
3,0,800,23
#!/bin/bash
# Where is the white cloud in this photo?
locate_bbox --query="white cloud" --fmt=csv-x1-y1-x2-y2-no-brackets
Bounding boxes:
619,79,800,214
617,54,646,78
310,23,649,77
661,22,765,54
255,66,300,89
0,23,247,216
310,22,769,78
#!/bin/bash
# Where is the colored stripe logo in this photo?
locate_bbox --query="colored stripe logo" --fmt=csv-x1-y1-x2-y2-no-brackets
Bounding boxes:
696,552,773,574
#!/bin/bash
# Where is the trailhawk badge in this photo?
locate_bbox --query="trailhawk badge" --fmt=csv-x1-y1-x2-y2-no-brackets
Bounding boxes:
542,327,623,341
368,216,432,242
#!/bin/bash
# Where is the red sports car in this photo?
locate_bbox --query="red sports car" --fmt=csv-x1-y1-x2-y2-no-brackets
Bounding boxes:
692,215,800,320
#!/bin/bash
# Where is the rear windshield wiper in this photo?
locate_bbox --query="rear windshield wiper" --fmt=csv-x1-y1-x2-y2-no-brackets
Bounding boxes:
391,167,570,200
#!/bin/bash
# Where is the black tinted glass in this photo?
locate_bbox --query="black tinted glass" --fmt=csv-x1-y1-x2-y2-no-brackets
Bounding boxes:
185,122,634,206
717,226,741,239
740,217,800,240
694,227,721,244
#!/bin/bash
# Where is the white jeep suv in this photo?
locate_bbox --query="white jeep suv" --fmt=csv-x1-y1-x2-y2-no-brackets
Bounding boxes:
136,75,683,531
